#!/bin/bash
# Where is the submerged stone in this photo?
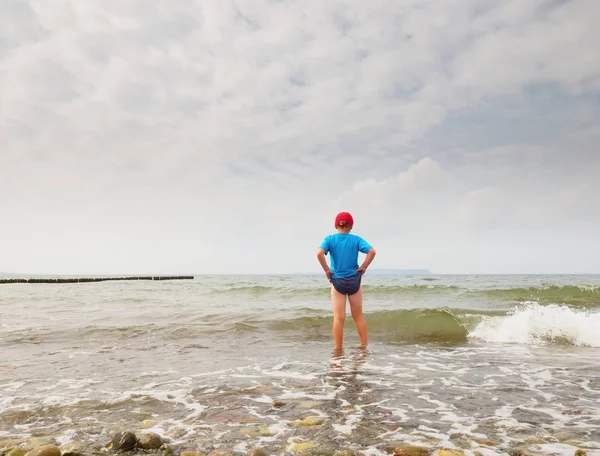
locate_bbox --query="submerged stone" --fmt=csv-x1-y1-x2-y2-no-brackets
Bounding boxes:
307,447,336,456
7,449,27,456
507,449,533,456
291,416,325,427
272,401,286,408
180,452,207,456
137,433,163,450
289,442,315,453
247,385,278,395
24,445,61,456
472,439,496,447
333,450,356,456
437,450,464,456
59,444,83,456
3,411,33,425
1,441,26,450
207,450,233,456
574,451,586,456
298,401,321,409
245,449,268,456
241,427,273,438
394,445,431,456
159,446,175,456
110,432,137,452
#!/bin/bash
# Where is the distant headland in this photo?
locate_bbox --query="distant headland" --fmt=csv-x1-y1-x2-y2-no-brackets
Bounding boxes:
369,268,432,275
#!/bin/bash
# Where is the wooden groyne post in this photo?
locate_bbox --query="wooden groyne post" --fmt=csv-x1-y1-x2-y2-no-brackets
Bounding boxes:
0,276,194,284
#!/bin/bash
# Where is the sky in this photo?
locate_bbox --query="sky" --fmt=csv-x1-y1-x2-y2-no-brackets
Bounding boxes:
1,0,599,275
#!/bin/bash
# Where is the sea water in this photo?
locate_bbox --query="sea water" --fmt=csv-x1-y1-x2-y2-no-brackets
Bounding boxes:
1,274,599,455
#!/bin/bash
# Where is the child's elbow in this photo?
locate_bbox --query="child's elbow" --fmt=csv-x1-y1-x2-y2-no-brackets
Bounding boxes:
316,248,325,258
370,247,377,256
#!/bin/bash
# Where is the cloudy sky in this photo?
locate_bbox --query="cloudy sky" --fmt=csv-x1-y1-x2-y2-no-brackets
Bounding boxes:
1,0,599,275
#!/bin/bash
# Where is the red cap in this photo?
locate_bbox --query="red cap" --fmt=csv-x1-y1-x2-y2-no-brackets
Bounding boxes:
335,212,354,227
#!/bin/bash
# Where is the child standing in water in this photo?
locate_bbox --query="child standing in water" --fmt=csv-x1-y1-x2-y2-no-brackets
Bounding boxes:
316,212,376,349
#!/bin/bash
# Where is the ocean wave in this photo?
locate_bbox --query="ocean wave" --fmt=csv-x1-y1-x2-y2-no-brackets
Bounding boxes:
3,305,598,348
209,283,600,306
268,308,480,343
468,285,600,306
268,302,600,347
268,304,600,347
469,302,600,347
210,284,461,299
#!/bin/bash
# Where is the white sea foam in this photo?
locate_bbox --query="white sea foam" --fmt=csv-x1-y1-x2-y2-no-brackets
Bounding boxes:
473,449,506,456
0,395,13,409
55,429,77,445
279,389,336,400
0,381,26,391
531,443,600,456
469,302,600,347
110,385,207,419
241,394,273,404
332,411,361,435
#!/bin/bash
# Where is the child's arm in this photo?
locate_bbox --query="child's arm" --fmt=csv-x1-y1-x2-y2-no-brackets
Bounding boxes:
356,247,376,275
316,248,334,280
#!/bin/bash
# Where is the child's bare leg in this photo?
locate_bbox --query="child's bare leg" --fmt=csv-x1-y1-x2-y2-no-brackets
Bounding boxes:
348,286,368,346
331,286,347,349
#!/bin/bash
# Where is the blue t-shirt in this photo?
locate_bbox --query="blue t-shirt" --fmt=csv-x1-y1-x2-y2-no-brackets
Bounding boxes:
319,233,372,279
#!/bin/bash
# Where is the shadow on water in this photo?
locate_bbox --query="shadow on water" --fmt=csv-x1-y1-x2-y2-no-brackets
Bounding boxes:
327,345,368,385
300,345,406,450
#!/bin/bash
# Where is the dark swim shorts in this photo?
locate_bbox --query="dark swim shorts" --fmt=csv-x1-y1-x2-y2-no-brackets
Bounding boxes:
330,273,362,295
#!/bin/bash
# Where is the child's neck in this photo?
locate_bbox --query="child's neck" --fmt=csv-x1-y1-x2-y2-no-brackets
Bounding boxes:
336,227,352,234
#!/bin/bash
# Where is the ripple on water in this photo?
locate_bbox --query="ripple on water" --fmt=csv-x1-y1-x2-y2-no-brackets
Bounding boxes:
0,346,598,455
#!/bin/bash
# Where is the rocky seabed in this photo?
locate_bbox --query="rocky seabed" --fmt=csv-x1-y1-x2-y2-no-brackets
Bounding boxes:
0,431,592,456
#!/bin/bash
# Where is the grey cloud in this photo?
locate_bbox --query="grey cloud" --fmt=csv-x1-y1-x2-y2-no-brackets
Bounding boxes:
1,0,599,273
0,0,45,54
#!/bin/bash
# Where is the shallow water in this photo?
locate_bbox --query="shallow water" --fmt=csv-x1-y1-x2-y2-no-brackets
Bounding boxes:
1,274,600,455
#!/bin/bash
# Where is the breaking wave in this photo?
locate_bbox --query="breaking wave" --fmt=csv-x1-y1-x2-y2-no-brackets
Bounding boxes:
469,302,600,347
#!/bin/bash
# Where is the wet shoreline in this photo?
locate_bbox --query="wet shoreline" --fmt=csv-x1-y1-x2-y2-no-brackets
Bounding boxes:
2,346,599,456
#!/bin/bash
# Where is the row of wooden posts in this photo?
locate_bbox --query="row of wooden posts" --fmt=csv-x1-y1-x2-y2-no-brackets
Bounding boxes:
0,276,194,284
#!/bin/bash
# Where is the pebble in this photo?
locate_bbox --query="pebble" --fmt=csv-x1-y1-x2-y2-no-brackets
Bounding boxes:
60,447,83,456
394,446,431,456
7,449,27,456
472,439,496,447
137,433,164,450
298,401,321,409
24,445,61,456
161,446,176,456
292,416,325,427
110,432,137,452
289,442,315,453
437,450,464,456
272,401,286,408
58,445,78,454
245,448,268,456
245,385,279,396
241,426,273,438
207,450,233,456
